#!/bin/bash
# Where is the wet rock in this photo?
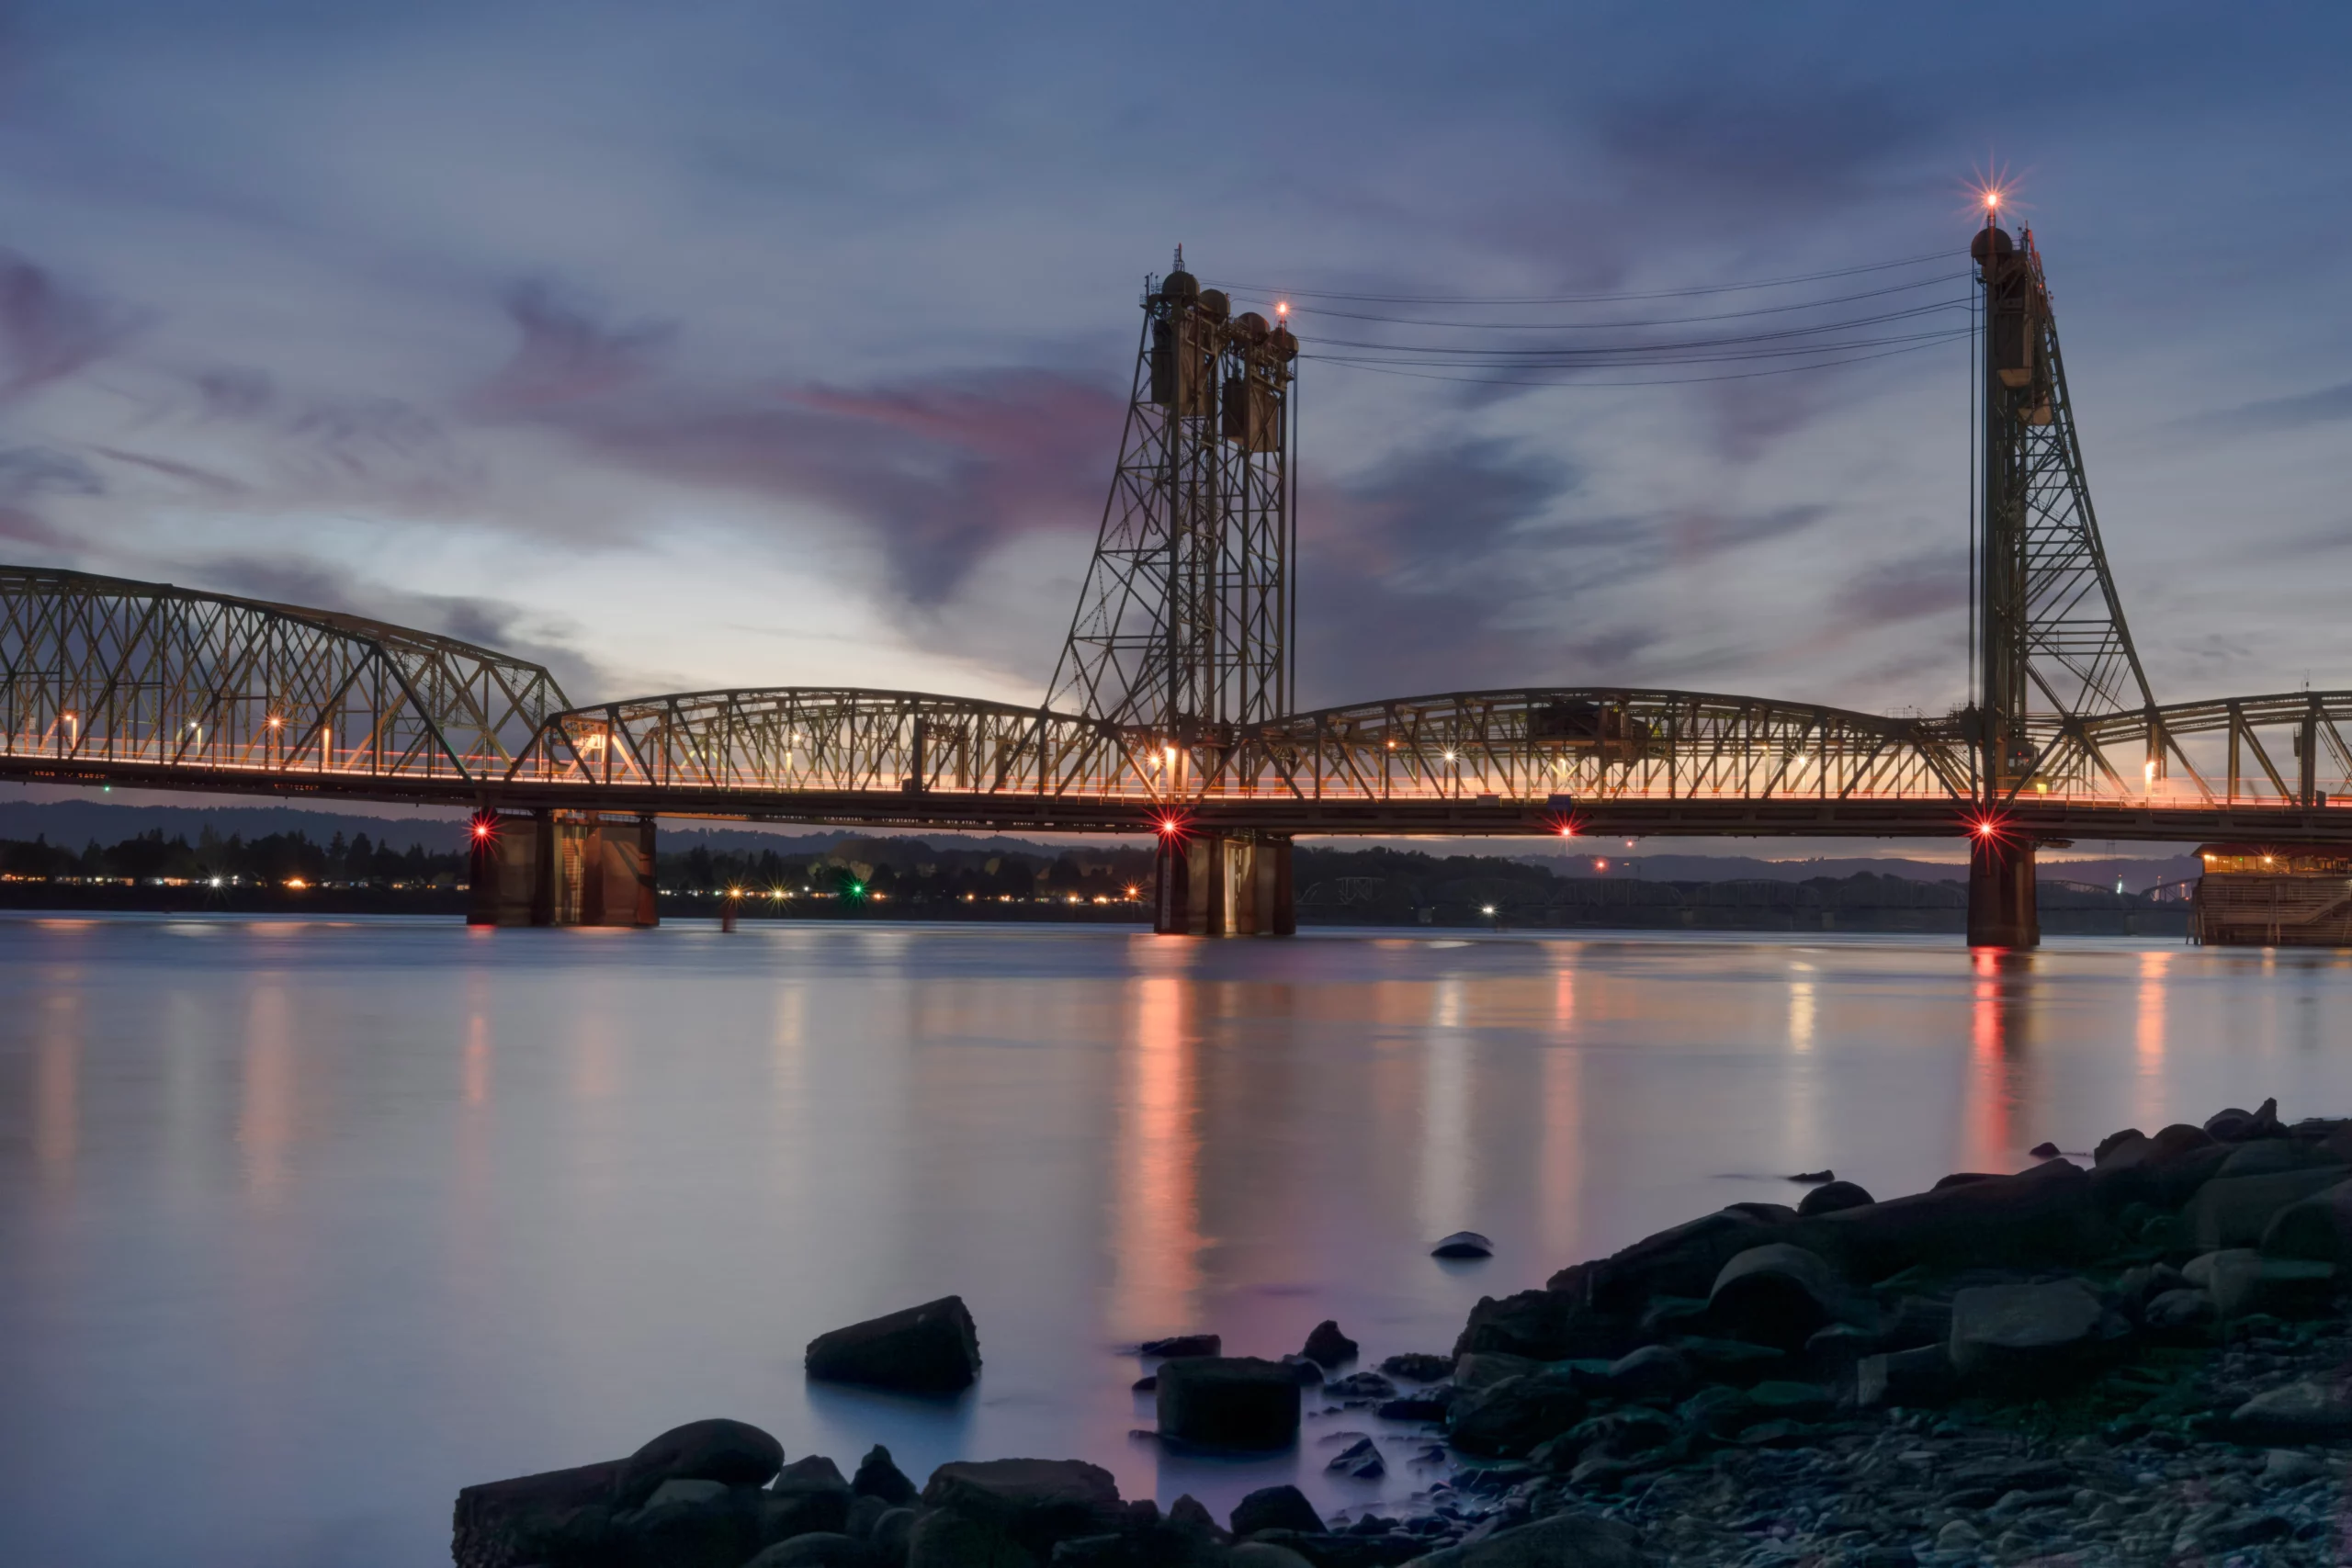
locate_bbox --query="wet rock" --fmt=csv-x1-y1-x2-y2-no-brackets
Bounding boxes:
2183,1168,2346,1250
2185,1248,2335,1317
1232,1483,1325,1537
616,1417,786,1506
1674,1384,1753,1438
805,1296,980,1394
2207,1098,2283,1142
2263,1448,2329,1483
1447,1368,1587,1458
775,1455,847,1489
869,1507,916,1562
1600,1344,1693,1397
1707,1243,1854,1349
1327,1437,1386,1479
1949,1277,2117,1388
2228,1379,2352,1441
1157,1356,1301,1450
1796,1179,1872,1217
2260,1175,2352,1262
1802,1156,2111,1278
1431,1231,1494,1258
1229,1545,1317,1568
1743,1379,1834,1420
1380,1352,1453,1382
646,1478,729,1508
1789,1169,1834,1183
1282,1355,1325,1385
624,1483,765,1568
920,1457,1124,1560
843,1495,888,1541
451,1455,627,1568
902,1506,1026,1568
1326,1371,1397,1401
1131,1374,1157,1392
1137,1333,1220,1359
1668,1336,1787,1385
1855,1345,1956,1408
743,1533,879,1567
1378,1393,1450,1422
2095,1126,2146,1164
1932,1171,1998,1189
2143,1286,2218,1333
1540,1206,1793,1330
2030,1141,2062,1158
2091,1126,2233,1210
1300,1319,1361,1368
851,1445,917,1507
764,1455,854,1540
1394,1508,1644,1566
2221,1138,2344,1178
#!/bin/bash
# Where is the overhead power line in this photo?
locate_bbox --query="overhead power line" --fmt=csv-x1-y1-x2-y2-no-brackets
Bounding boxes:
1204,248,1953,307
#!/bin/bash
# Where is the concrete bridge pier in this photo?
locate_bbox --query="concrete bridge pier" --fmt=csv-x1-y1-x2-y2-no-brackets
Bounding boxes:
469,810,659,928
1154,830,1295,936
1967,833,2040,948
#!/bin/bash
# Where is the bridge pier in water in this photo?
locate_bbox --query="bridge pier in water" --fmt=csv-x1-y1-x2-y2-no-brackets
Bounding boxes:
1154,831,1295,937
1967,834,2039,948
469,811,659,928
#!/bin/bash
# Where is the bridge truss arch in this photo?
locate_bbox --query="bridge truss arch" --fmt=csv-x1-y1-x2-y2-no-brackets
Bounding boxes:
0,565,571,795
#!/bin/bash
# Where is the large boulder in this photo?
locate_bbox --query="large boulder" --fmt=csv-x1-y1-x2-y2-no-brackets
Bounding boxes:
1445,1368,1586,1457
1298,1320,1360,1368
1156,1357,1300,1450
2182,1168,2348,1250
1799,1157,2111,1277
1707,1243,1855,1349
615,1418,785,1508
1947,1278,2117,1389
742,1532,879,1567
902,1506,1030,1568
805,1297,981,1393
1396,1510,1645,1566
1855,1345,1956,1408
2184,1248,2335,1319
1453,1289,1627,1362
1138,1333,1221,1359
2261,1176,2352,1262
919,1458,1124,1559
1231,1483,1325,1537
2207,1099,2284,1142
452,1457,627,1568
2219,1138,2343,1179
2090,1127,2232,1210
2227,1379,2352,1443
850,1445,917,1506
1545,1207,1793,1313
1797,1180,1873,1217
619,1484,765,1568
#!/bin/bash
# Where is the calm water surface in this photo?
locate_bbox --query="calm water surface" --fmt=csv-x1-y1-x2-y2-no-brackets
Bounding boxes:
4,915,2349,1566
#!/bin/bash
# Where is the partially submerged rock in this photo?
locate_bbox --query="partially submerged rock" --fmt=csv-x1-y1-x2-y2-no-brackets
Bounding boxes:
1136,1332,1220,1358
619,1417,786,1507
1155,1356,1301,1450
805,1296,980,1393
1299,1318,1360,1367
1431,1230,1494,1258
1230,1483,1324,1538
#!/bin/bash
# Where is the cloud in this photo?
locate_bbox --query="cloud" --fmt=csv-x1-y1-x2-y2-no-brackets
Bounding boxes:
531,366,1129,604
2203,379,2352,436
180,553,616,703
472,279,675,412
0,250,136,402
1833,551,1968,627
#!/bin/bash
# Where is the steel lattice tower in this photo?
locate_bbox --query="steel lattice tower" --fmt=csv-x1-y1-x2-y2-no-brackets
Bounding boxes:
1973,220,2155,798
1048,253,1298,737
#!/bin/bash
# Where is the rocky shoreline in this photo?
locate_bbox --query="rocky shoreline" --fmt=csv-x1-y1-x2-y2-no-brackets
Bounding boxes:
456,1100,2352,1566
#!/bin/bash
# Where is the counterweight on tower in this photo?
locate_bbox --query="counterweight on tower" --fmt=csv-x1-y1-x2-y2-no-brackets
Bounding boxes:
1049,254,1299,738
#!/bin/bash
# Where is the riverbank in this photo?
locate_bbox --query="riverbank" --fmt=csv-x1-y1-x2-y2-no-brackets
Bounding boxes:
453,1100,2352,1565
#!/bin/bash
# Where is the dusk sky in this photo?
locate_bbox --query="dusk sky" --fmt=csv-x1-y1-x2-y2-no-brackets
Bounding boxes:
5,2,2350,724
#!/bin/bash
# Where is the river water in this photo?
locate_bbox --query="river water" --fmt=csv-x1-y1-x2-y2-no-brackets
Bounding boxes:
3,914,2349,1566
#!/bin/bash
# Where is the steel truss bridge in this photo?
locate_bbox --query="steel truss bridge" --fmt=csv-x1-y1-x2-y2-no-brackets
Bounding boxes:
4,231,2346,937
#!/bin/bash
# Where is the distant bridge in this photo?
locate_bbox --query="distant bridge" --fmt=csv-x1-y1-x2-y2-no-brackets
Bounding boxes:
4,228,2345,940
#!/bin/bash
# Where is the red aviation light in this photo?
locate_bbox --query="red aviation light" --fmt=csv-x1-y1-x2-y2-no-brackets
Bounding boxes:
469,812,498,844
1965,809,2011,844
1153,812,1191,840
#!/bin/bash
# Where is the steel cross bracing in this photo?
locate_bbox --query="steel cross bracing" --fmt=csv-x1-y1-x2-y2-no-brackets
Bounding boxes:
0,565,568,789
1977,225,2154,798
1048,261,1296,736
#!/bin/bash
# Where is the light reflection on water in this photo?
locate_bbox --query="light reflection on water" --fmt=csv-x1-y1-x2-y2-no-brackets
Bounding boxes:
5,914,2352,1567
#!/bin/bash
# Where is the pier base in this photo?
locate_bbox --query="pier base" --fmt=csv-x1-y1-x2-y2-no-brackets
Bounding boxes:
1154,831,1294,936
469,812,658,927
1967,834,2039,948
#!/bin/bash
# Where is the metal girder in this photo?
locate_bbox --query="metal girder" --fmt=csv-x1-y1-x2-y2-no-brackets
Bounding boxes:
0,565,569,785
